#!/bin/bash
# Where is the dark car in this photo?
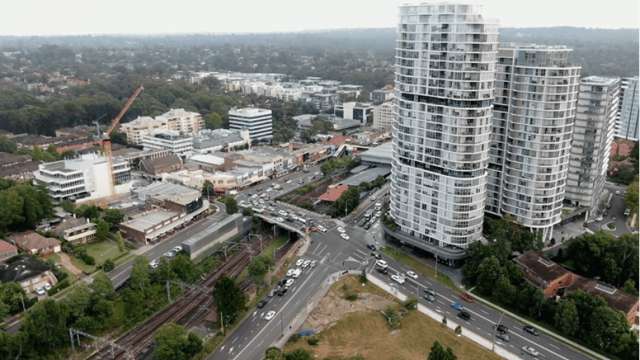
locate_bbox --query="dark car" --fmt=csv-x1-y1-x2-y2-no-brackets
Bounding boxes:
496,324,509,334
276,287,288,296
424,287,436,297
257,299,269,308
424,293,435,302
366,244,377,251
457,311,471,321
371,251,382,259
523,325,539,336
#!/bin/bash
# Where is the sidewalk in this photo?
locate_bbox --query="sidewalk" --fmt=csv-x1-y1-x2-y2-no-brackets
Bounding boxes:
470,292,606,360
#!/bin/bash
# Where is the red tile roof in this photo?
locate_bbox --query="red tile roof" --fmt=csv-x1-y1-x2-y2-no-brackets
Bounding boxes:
8,231,60,252
318,184,349,202
0,240,17,254
328,135,350,146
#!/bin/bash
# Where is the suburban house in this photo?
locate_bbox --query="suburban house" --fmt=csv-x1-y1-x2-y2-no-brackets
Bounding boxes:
0,240,18,262
318,184,349,203
0,255,58,296
515,251,639,326
8,231,61,256
52,216,97,244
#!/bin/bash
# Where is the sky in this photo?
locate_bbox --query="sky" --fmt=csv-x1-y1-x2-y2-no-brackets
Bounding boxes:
1,0,638,36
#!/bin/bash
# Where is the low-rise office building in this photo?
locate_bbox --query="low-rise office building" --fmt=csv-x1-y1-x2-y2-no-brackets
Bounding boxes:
142,130,193,158
228,108,273,143
193,128,251,154
334,102,374,126
373,101,394,131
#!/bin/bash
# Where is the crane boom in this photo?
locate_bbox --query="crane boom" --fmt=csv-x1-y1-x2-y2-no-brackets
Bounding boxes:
105,85,144,137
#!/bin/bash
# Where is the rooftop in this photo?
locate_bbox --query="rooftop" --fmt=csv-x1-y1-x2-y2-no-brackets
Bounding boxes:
0,240,17,254
120,208,179,232
340,167,390,187
569,276,639,314
134,181,201,205
229,107,272,117
514,251,572,284
8,231,60,251
318,184,350,202
582,76,620,86
0,255,51,283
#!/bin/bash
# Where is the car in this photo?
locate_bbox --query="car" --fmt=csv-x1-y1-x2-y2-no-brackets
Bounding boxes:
424,287,436,297
377,267,389,274
424,293,435,302
406,270,418,279
286,180,292,184
521,346,540,357
460,292,475,303
522,325,539,336
317,225,327,232
276,287,287,296
310,260,317,268
337,226,346,233
457,311,471,321
375,259,388,268
366,244,377,251
264,310,277,320
375,211,382,217
43,283,52,291
340,233,350,240
164,250,176,258
496,332,510,342
296,258,305,267
173,245,183,253
279,210,288,216
149,259,160,269
291,268,302,278
450,302,464,311
624,208,631,216
615,190,621,195
268,289,276,298
371,251,382,259
35,287,46,296
496,324,509,333
302,260,311,269
257,299,269,308
286,268,296,277
391,274,405,284
297,179,304,184
374,202,382,209
284,278,295,288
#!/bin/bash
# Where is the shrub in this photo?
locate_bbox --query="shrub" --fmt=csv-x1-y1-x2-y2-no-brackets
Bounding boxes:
102,259,115,272
307,336,319,346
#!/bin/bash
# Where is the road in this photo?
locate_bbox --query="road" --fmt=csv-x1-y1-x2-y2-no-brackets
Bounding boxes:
210,199,593,360
587,182,638,237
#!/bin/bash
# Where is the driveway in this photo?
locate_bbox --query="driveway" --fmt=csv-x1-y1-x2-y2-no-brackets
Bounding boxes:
57,252,83,277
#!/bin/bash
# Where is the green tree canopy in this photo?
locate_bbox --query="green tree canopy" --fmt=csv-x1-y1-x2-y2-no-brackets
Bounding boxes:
153,323,203,360
213,276,246,326
428,341,457,360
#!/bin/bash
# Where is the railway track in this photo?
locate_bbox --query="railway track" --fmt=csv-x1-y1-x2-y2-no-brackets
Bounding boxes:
87,250,251,360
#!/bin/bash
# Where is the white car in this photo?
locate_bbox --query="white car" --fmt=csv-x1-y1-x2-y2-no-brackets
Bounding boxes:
164,250,176,258
295,258,305,267
310,260,317,268
43,283,52,291
279,210,288,217
406,271,418,280
391,274,405,284
286,180,292,184
35,287,46,296
284,278,295,288
173,245,182,253
276,217,285,223
337,226,346,233
291,268,302,278
521,346,540,357
340,233,350,240
149,259,160,269
286,268,296,277
375,259,388,268
318,225,328,232
264,310,276,321
302,260,311,269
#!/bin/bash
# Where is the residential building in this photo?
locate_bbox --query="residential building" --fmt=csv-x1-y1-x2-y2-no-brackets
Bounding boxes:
228,108,273,143
52,216,96,244
0,240,18,262
0,256,58,296
121,116,168,145
370,86,395,105
373,101,395,130
142,130,193,158
193,128,251,154
8,231,61,255
565,77,620,218
33,153,132,202
389,3,498,259
0,152,39,181
616,77,639,141
486,45,581,242
157,108,204,135
334,102,374,125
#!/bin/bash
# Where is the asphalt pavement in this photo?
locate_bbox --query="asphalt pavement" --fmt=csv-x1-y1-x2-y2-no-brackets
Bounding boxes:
587,182,638,237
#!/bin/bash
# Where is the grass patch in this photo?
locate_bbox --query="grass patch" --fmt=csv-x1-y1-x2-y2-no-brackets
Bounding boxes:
78,240,126,265
380,246,457,291
284,299,499,360
261,235,289,261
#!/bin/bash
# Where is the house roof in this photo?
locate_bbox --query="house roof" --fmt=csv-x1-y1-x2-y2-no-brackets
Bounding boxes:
8,231,60,251
52,217,93,235
318,184,349,202
569,276,639,314
514,251,571,285
0,255,52,283
0,240,17,254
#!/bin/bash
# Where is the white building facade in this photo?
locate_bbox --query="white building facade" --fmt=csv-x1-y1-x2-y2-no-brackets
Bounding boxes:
616,77,639,141
390,3,498,257
373,101,395,130
142,131,194,158
565,77,619,218
486,45,581,242
120,108,204,145
228,108,273,143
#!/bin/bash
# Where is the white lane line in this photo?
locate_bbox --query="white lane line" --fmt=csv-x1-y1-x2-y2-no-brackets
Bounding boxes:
354,249,368,257
230,267,324,360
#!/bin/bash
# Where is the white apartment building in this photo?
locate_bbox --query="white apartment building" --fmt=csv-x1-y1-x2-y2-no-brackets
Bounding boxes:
334,102,374,125
142,130,194,158
616,77,639,141
120,109,203,145
121,116,168,145
228,108,273,143
487,45,581,242
389,3,498,260
373,101,395,130
33,153,131,202
565,77,619,218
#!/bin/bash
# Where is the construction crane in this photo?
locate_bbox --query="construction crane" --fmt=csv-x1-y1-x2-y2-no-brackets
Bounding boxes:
102,85,144,198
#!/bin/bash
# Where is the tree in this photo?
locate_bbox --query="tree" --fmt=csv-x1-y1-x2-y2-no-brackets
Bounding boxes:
428,341,457,360
22,299,70,355
554,299,579,337
284,349,313,360
102,259,115,272
332,187,360,217
475,256,502,295
90,272,115,300
103,208,124,229
213,276,246,326
115,231,126,252
95,218,110,242
130,256,151,291
170,255,198,283
625,177,638,215
153,323,203,360
202,180,214,197
205,112,224,129
588,306,631,355
265,347,284,360
0,282,27,315
247,255,274,285
220,196,238,215
0,136,17,153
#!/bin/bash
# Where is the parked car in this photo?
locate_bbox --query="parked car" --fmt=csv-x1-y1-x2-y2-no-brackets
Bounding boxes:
310,260,317,268
337,226,345,233
521,346,540,357
366,244,377,251
35,287,46,296
296,258,305,267
173,245,183,253
149,259,160,269
43,283,52,291
276,286,287,296
340,233,350,240
624,208,631,216
302,260,311,269
450,302,464,311
164,250,176,258
522,325,539,336
457,311,471,321
284,278,295,288
291,268,302,278
406,270,418,279
264,310,276,320
257,299,268,308
424,287,436,297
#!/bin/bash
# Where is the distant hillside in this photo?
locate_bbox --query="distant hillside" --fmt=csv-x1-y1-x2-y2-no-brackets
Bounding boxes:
0,27,637,77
